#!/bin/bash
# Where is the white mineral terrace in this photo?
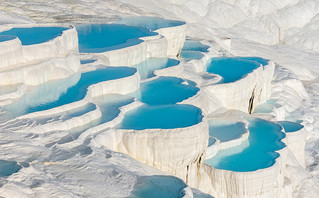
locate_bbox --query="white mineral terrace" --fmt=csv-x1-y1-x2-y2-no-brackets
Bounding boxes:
0,9,317,198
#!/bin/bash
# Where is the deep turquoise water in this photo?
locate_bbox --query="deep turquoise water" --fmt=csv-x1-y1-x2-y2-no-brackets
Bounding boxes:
207,57,261,83
0,27,68,45
120,104,203,130
0,160,22,177
118,16,185,31
278,121,304,133
0,35,16,42
209,120,246,142
76,24,156,53
80,59,96,64
182,40,210,52
25,67,136,113
205,119,286,172
136,77,199,105
134,58,180,79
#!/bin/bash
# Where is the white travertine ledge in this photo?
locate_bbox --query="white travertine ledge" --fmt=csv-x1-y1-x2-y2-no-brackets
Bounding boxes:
204,147,288,198
0,25,78,71
97,117,209,189
0,55,80,86
203,61,275,113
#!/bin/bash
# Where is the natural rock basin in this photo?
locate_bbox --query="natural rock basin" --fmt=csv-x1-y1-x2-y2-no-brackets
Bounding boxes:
76,24,157,53
134,58,180,80
205,118,286,172
207,57,263,83
209,119,246,142
5,67,136,114
120,104,203,130
0,27,68,45
135,76,199,105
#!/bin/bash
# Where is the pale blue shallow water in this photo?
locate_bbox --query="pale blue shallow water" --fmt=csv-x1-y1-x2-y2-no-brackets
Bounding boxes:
205,119,286,172
24,67,136,113
136,77,199,105
180,51,204,60
76,24,156,53
182,40,210,52
0,27,68,45
0,160,22,177
130,175,213,198
129,176,187,198
278,121,304,133
209,120,246,142
118,16,185,31
120,104,203,130
207,57,262,83
0,35,16,42
208,137,217,146
134,58,180,80
94,94,135,124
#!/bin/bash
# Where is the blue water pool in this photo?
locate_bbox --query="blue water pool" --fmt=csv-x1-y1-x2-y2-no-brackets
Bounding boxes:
135,77,199,105
0,160,22,177
18,67,136,114
237,57,269,66
0,27,68,45
120,104,203,130
207,57,261,83
118,16,185,31
180,51,204,60
76,24,157,53
278,121,304,133
208,137,217,146
130,175,188,198
94,94,135,124
0,35,16,42
205,118,286,172
134,58,180,79
182,40,210,52
80,59,96,64
209,120,246,142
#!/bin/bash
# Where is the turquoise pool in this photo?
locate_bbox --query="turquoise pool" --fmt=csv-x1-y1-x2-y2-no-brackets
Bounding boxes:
76,24,156,53
118,16,185,31
209,120,246,142
207,57,262,83
205,118,286,172
120,104,203,130
130,175,187,198
278,121,304,133
182,40,210,53
208,137,217,147
0,27,68,45
80,59,96,64
136,77,199,105
0,160,22,177
94,94,135,124
134,58,180,79
180,51,204,60
6,67,136,114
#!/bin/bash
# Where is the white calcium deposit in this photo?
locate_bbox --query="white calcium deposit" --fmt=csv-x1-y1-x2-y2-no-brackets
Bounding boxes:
0,0,319,198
